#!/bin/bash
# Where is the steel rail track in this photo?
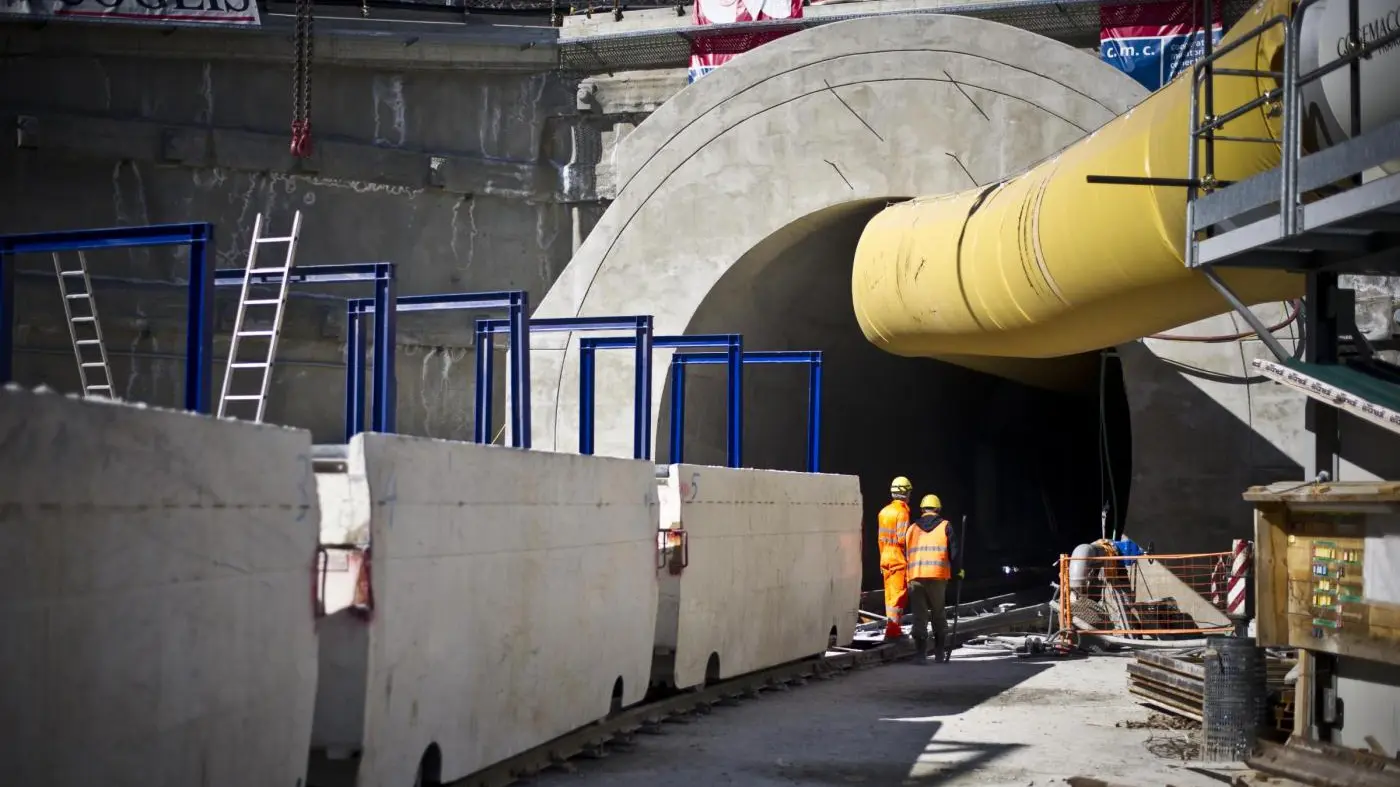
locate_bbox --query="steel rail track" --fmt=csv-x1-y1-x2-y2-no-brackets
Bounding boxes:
448,641,912,787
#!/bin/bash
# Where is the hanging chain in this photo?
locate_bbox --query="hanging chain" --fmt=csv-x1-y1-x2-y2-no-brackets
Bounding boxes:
290,0,315,158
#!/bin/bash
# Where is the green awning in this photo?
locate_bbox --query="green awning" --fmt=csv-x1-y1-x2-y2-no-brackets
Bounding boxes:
1253,357,1400,436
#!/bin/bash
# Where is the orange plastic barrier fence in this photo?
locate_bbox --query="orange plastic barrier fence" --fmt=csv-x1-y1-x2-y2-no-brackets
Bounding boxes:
1058,551,1238,638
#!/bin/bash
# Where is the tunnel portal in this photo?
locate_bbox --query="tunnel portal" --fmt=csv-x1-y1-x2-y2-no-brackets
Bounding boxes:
527,13,1147,592
672,200,1134,589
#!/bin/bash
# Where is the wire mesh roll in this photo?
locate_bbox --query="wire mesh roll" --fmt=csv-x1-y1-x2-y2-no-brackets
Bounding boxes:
1202,636,1267,762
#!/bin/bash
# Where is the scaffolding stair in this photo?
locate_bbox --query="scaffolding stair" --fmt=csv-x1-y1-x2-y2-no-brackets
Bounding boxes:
217,211,302,423
52,251,114,399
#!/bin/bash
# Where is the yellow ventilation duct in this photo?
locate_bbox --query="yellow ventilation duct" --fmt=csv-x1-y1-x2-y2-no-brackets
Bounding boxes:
851,0,1305,362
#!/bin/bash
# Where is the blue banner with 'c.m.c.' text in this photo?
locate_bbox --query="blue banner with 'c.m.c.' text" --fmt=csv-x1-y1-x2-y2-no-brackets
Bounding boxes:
1100,1,1223,92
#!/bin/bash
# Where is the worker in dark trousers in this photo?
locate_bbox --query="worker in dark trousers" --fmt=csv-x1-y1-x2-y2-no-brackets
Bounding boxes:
900,494,961,663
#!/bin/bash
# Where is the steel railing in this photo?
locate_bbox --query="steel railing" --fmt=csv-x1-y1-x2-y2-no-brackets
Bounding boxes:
1185,0,1400,261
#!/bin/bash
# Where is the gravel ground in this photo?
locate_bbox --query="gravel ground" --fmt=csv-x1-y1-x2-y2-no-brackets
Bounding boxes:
529,647,1271,787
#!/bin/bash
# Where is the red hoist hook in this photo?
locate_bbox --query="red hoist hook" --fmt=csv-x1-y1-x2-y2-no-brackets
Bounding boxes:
290,0,315,158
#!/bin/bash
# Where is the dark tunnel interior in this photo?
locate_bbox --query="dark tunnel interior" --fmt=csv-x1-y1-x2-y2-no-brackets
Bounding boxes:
660,201,1134,595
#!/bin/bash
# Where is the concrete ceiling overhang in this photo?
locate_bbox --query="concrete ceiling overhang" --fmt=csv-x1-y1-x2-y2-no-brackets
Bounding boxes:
526,12,1146,456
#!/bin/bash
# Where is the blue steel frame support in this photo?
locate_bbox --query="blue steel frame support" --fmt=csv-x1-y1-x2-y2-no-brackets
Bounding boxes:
475,315,654,458
344,291,531,446
213,262,397,435
581,333,743,468
671,350,823,472
0,222,215,412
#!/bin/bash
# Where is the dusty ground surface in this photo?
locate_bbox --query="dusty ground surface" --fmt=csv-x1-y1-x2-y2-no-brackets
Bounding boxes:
531,647,1280,787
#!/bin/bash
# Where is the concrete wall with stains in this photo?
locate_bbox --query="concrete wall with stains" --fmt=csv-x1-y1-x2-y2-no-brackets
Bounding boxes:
347,434,659,785
0,386,320,787
0,20,595,443
655,464,863,690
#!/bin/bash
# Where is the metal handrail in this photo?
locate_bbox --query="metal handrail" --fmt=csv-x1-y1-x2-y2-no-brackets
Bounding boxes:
1186,0,1396,251
1281,0,1400,234
1185,11,1289,265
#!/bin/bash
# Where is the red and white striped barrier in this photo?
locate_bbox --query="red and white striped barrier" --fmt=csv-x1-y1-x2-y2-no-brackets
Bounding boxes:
1210,555,1227,607
1226,539,1252,618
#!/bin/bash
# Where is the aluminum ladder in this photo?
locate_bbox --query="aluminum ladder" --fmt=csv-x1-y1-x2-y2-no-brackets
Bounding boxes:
52,251,115,399
217,211,302,422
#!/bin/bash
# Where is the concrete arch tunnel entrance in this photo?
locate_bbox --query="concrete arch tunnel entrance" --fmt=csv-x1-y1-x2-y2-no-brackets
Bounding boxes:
676,199,1136,588
530,13,1149,588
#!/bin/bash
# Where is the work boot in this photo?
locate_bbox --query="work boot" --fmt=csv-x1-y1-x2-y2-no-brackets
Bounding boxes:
936,634,951,663
913,639,928,665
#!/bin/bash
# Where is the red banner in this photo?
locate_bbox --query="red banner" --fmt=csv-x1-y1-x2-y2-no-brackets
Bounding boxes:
689,0,803,83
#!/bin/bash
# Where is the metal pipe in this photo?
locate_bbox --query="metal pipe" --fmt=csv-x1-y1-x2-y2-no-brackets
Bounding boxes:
637,319,653,460
669,361,686,464
345,306,367,441
473,324,494,444
186,231,213,413
579,342,595,455
853,0,1300,360
1280,10,1299,236
508,292,532,450
1200,0,1217,180
807,355,822,473
726,336,743,468
1198,88,1282,135
371,268,398,434
1200,266,1293,361
1085,634,1215,649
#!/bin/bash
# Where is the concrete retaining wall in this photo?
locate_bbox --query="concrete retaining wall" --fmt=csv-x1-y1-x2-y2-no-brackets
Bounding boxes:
0,386,319,787
655,464,862,690
324,436,659,785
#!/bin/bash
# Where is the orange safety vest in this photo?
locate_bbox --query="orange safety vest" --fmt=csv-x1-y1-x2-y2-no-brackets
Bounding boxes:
877,499,910,549
903,518,952,581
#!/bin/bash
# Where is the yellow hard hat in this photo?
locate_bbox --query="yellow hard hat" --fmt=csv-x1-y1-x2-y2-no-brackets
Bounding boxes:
890,476,912,496
919,494,942,510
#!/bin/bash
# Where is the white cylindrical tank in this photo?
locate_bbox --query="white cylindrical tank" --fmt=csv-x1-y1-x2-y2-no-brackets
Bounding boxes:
1298,0,1400,173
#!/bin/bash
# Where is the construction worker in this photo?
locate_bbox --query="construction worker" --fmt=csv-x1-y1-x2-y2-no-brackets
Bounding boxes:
901,494,961,663
877,477,913,641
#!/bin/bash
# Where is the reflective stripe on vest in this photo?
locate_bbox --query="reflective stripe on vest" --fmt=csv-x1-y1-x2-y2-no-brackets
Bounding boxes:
878,500,909,548
906,521,951,580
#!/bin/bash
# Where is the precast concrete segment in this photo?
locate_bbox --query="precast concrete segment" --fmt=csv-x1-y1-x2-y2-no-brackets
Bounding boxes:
0,385,319,787
850,0,1304,360
655,465,862,689
343,435,659,786
528,13,1146,456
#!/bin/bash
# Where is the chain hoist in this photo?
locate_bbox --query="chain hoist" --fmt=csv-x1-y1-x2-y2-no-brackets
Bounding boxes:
290,0,315,158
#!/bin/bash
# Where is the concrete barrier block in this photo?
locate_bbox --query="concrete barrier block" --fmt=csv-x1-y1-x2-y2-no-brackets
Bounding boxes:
0,387,320,787
656,464,862,690
350,435,659,785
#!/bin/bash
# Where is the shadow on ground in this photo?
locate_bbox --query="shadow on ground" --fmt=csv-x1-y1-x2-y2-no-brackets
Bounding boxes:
532,652,1069,786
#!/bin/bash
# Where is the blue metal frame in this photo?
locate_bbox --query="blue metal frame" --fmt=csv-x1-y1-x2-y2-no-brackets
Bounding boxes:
476,316,654,458
581,333,744,468
213,262,397,436
345,291,531,447
0,222,214,412
671,350,823,472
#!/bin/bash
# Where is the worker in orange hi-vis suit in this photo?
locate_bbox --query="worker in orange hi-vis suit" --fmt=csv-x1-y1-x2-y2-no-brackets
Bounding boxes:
877,477,913,641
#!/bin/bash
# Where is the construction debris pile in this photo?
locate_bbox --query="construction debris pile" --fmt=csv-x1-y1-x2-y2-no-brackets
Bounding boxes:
1126,648,1296,732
